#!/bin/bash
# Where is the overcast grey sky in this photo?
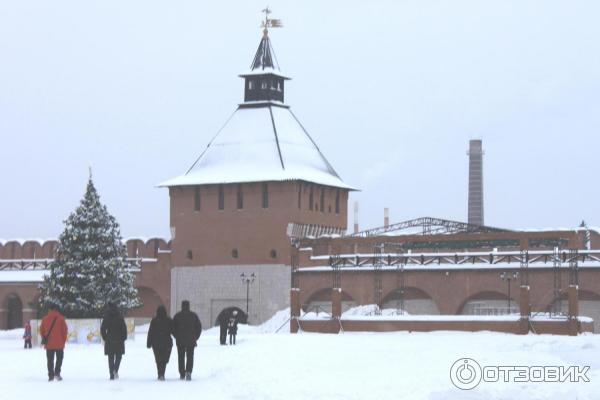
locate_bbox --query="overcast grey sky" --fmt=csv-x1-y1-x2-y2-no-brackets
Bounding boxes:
1,0,599,239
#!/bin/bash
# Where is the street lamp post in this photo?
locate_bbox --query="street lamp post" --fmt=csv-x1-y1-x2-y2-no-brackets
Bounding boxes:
240,272,256,318
500,271,519,313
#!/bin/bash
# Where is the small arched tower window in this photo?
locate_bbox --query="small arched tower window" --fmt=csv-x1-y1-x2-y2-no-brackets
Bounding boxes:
320,188,325,212
262,183,269,208
194,187,201,211
218,185,225,210
237,184,244,210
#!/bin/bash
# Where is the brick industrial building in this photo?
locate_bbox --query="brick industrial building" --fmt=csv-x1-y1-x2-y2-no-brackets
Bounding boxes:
1,21,599,334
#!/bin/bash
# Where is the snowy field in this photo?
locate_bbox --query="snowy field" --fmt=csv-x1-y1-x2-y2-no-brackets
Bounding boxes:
1,312,599,400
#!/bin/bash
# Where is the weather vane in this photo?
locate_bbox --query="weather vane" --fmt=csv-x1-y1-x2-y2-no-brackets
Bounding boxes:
261,6,282,37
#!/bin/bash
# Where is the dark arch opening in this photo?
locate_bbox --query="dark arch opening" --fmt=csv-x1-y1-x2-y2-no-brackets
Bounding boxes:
458,291,516,315
215,307,248,327
302,288,356,315
5,294,23,330
381,287,440,315
126,287,164,318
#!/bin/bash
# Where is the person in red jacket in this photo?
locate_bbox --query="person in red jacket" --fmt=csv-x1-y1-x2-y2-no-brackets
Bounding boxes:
23,321,32,349
40,304,69,381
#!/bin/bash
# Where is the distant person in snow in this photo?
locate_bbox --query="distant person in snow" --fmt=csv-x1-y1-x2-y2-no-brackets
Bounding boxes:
218,312,228,345
172,300,202,381
147,305,174,381
23,321,32,349
100,302,128,380
228,310,239,345
40,304,68,381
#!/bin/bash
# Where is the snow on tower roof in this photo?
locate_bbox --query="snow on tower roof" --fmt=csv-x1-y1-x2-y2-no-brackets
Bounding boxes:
160,105,354,189
161,14,353,190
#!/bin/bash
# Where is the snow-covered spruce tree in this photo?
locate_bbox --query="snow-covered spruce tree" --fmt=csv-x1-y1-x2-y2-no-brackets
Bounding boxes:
39,176,140,318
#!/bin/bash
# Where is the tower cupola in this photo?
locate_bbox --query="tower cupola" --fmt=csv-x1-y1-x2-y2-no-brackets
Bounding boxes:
239,8,290,104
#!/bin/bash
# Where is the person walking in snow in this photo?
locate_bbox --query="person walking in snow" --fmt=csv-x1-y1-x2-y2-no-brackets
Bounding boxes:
172,300,202,381
218,312,228,345
228,310,239,345
40,304,68,381
147,305,174,381
23,321,32,349
100,302,128,380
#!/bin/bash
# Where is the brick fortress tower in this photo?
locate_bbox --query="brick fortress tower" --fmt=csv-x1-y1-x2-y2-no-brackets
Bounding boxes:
160,11,354,324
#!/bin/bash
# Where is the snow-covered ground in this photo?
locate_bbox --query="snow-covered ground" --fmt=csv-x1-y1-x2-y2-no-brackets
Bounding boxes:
1,311,598,400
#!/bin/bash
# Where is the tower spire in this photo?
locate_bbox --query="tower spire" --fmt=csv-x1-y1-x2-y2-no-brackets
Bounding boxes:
240,8,289,104
261,6,283,38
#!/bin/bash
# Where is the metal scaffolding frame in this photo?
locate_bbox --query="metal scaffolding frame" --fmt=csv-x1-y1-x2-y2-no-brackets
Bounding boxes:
330,254,342,289
347,216,511,238
520,250,529,286
569,249,579,286
373,244,383,315
552,247,563,315
316,248,600,268
396,255,406,314
0,258,144,271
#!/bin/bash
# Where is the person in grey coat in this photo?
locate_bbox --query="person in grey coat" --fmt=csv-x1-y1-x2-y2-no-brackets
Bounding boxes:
100,302,128,380
147,305,174,381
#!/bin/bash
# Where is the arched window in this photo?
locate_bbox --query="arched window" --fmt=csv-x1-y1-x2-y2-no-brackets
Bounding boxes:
320,188,325,212
194,187,201,211
262,183,269,208
335,189,340,214
218,185,225,210
237,184,244,210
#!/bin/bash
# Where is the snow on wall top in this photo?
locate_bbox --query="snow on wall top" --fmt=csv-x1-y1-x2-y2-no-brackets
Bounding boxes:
159,105,354,190
0,270,47,283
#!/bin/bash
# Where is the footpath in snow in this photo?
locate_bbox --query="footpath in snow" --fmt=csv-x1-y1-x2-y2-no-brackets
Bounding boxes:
0,309,599,400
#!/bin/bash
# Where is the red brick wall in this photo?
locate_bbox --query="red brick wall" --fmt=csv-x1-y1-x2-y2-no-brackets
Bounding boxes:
169,181,348,266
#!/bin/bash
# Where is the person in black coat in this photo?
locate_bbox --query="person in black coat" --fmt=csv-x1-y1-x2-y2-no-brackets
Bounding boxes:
218,313,228,345
100,302,128,380
172,300,202,381
147,305,174,381
228,310,239,345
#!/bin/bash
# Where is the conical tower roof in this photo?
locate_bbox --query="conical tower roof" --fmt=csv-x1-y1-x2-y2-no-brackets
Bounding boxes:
160,26,353,190
160,105,352,189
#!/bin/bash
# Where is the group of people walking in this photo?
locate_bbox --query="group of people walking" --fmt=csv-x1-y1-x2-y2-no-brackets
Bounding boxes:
219,310,240,345
148,300,202,381
37,300,243,381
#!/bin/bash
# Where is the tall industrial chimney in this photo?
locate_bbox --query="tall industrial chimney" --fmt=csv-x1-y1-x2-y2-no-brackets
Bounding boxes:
467,139,484,226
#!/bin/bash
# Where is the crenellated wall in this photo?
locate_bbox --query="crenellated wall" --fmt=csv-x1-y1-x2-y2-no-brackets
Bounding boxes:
0,237,173,329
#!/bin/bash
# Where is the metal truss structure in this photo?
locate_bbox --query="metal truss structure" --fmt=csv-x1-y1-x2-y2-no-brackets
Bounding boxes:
322,249,600,269
373,245,383,315
0,258,145,272
348,216,511,238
